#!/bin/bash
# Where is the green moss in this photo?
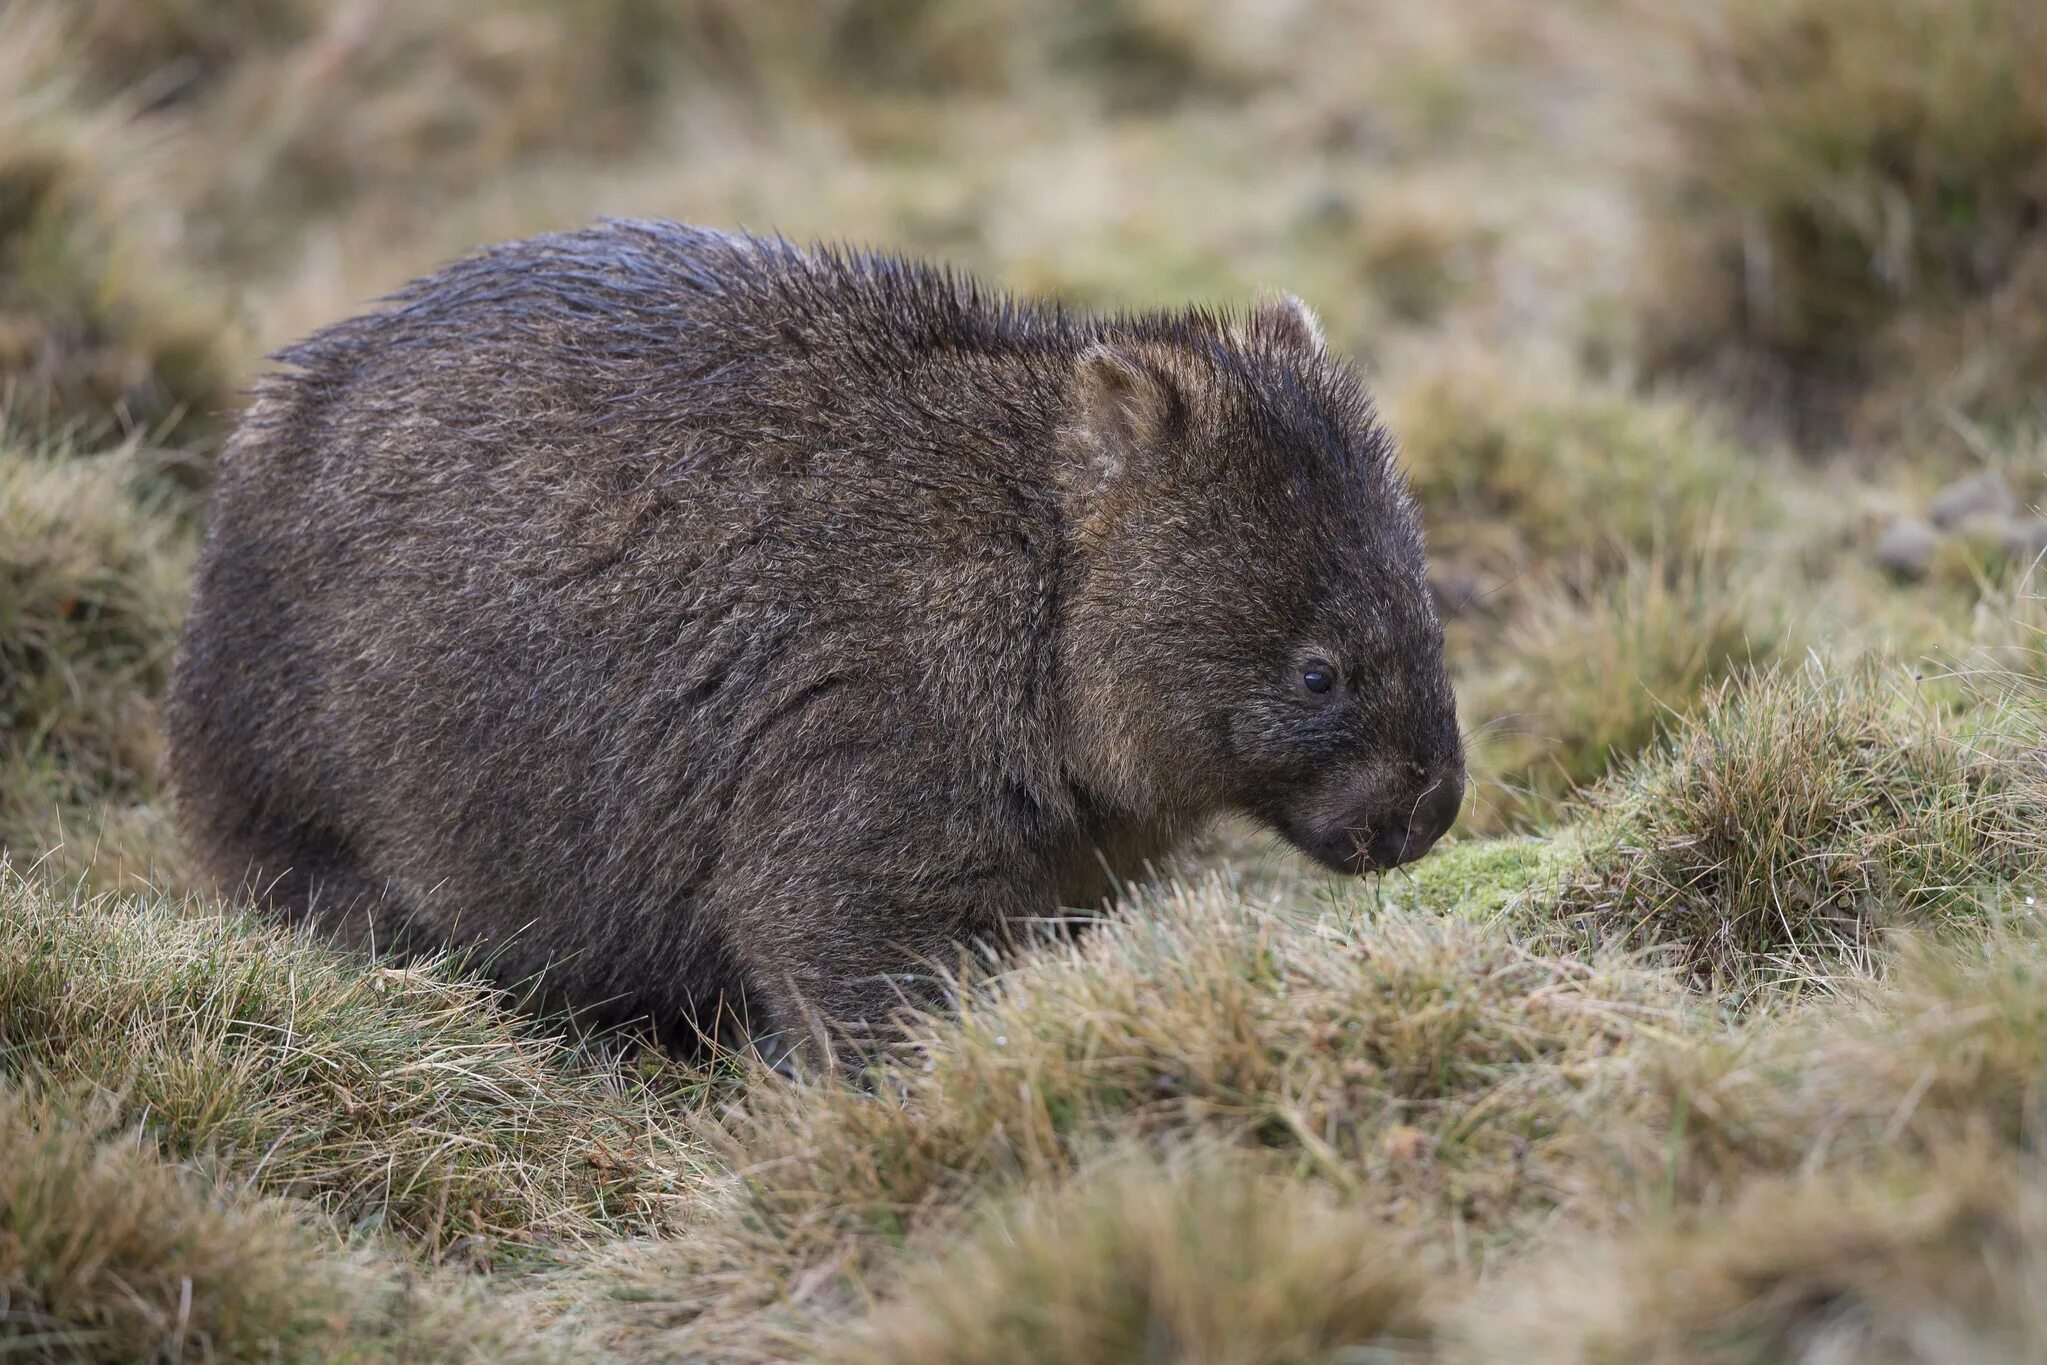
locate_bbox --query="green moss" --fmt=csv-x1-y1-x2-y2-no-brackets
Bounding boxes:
1369,835,1563,920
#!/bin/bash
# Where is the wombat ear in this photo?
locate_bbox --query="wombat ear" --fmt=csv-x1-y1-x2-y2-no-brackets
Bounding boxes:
1063,343,1181,496
1250,292,1325,352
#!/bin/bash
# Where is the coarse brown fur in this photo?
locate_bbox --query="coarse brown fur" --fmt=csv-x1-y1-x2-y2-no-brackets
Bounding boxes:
167,220,1463,1068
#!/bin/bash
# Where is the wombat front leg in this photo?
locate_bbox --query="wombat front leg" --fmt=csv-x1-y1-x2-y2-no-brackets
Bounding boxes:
714,754,1034,1074
723,864,1022,1076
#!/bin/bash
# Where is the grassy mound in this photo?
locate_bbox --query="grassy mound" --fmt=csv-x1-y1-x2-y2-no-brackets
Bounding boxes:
0,1075,537,1364
1636,0,2047,438
1554,661,2046,992
0,871,701,1256
597,884,1674,1354
1,1076,346,1362
1605,928,2047,1217
1488,1153,2047,1363
1388,359,1758,576
0,434,191,887
842,1153,1435,1365
1390,363,1801,831
1472,922,2047,1360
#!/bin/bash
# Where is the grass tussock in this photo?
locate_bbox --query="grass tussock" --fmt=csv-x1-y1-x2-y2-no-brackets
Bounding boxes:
1587,926,2047,1219
0,435,192,887
0,1074,535,1363
1482,1151,2047,1365
0,1076,338,1363
1637,0,2047,437
1461,549,1783,829
0,870,701,1256
605,887,1673,1353
1557,660,2047,992
0,10,236,440
842,1153,1436,1365
1471,925,2047,1360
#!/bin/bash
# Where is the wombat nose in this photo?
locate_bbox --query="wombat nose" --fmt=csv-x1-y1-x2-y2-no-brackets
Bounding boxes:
1366,772,1464,870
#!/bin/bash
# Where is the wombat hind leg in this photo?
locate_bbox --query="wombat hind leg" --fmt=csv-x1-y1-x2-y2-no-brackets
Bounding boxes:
209,810,403,951
734,916,977,1079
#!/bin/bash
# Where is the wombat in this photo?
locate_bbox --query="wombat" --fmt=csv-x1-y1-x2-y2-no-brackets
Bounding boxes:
168,220,1464,1067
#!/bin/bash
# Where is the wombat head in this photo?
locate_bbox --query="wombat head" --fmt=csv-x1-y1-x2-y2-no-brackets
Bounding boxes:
1057,296,1463,873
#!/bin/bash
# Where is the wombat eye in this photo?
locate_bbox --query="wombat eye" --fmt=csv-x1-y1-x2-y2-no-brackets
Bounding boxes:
1300,663,1335,696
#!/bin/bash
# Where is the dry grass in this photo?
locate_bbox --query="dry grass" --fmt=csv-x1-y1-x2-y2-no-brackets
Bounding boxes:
0,869,703,1257
1479,1151,2047,1365
1551,660,2046,992
1460,548,1783,829
0,433,192,889
0,1076,344,1362
842,1152,1437,1365
1467,922,2047,1361
1388,358,1761,577
160,1,692,258
0,1074,544,1363
1604,927,2047,1214
590,885,1674,1355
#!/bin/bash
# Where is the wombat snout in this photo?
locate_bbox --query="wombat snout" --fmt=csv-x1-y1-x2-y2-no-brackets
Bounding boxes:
1297,763,1465,874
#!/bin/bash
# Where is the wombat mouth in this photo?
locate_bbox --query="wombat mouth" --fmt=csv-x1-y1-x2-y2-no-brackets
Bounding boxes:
1279,811,1451,876
1271,817,1377,876
1293,834,1441,875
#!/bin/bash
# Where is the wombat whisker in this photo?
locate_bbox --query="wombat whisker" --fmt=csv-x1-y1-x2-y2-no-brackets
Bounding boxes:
1477,567,1531,602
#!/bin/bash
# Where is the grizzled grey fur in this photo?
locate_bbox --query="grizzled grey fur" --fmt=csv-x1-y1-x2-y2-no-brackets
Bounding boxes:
168,220,1464,1067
